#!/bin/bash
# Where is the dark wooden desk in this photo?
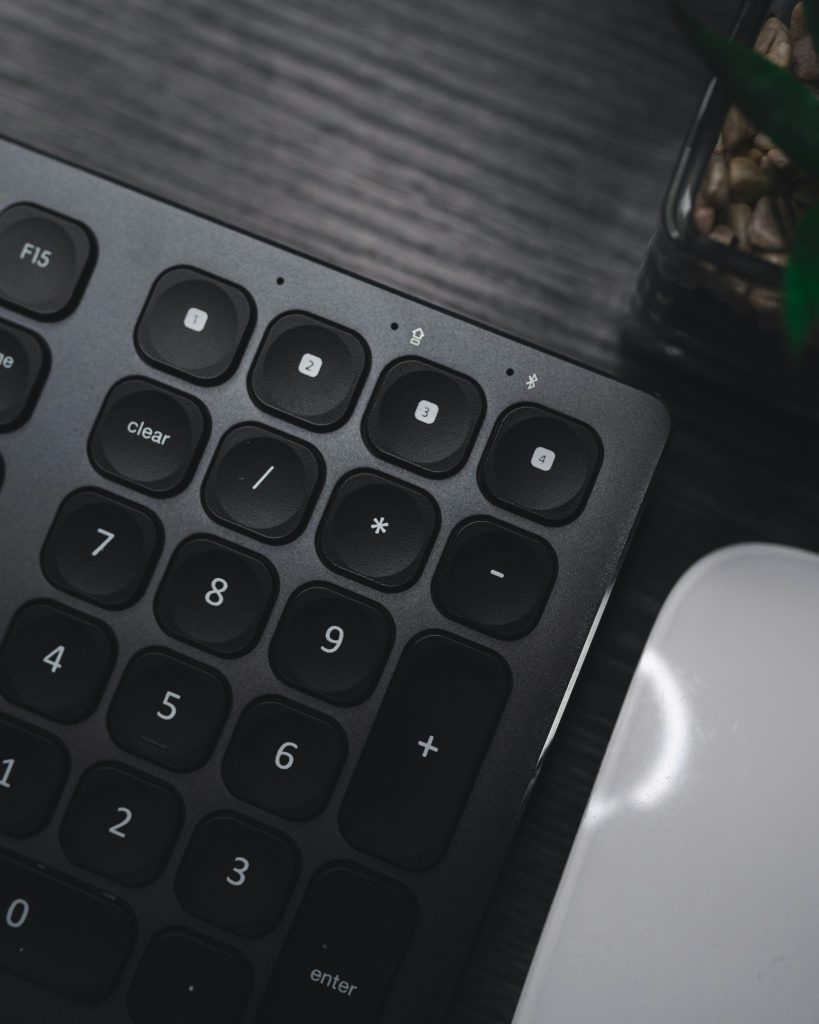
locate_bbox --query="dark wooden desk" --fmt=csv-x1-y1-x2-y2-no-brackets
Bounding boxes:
1,1,816,1020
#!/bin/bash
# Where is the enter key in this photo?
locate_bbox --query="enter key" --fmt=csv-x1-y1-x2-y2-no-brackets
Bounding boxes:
255,864,415,1024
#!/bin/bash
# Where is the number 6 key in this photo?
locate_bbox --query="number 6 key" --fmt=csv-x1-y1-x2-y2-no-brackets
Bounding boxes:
223,698,346,820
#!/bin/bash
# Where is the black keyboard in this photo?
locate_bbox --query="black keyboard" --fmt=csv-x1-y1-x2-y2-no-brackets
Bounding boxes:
0,136,669,1024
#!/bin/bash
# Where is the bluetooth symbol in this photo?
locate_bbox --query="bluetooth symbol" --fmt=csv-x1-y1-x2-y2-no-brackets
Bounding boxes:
370,516,389,535
526,373,538,390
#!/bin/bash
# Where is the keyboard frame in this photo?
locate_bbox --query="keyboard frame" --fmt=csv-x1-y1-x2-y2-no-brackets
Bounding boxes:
0,134,670,1024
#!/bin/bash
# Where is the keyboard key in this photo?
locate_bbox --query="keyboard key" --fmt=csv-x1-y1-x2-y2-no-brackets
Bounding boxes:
136,267,254,384
433,518,557,638
317,471,439,591
108,649,229,771
128,929,251,1024
155,536,277,656
0,203,94,318
88,376,208,496
202,423,323,542
61,763,182,885
223,698,346,820
176,813,298,935
340,633,510,869
270,583,393,705
249,312,369,430
0,716,67,836
41,488,161,608
255,864,415,1024
0,851,134,1002
365,358,484,476
0,601,115,722
0,320,48,430
480,403,601,524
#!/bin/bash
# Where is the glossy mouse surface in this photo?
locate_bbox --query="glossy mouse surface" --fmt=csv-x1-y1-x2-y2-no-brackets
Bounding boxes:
514,544,819,1024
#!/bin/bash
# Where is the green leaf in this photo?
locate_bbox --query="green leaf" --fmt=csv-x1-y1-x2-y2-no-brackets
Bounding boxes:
785,200,819,355
671,1,819,178
804,0,819,65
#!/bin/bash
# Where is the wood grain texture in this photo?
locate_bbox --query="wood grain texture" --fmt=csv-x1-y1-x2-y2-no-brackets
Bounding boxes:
2,1,817,1022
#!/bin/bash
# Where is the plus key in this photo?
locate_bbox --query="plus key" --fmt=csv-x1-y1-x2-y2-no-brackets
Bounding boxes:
340,633,510,869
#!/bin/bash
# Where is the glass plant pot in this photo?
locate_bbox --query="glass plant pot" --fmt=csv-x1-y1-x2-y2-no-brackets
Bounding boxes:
628,0,819,413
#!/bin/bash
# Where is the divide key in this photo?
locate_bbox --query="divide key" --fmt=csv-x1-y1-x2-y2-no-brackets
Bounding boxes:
89,377,208,496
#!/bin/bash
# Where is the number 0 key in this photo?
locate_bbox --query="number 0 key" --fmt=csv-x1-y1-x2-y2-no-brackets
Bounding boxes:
0,851,134,1002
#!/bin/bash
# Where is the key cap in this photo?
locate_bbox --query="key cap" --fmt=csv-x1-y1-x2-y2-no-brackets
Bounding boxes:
108,649,229,771
128,929,251,1024
0,716,67,836
202,424,324,542
41,488,161,608
340,633,510,869
136,266,254,384
317,471,439,590
88,376,208,496
0,203,94,318
60,763,182,886
254,864,415,1024
176,813,298,935
364,357,484,476
223,698,346,820
0,601,115,722
0,320,48,431
480,403,601,524
433,518,557,638
249,312,369,430
0,851,134,1002
154,536,277,656
270,583,393,705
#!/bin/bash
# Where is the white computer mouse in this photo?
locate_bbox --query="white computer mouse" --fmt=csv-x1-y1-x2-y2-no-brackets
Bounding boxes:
513,543,819,1024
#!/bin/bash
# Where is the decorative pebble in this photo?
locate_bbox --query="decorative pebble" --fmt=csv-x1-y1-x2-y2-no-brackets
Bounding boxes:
728,156,775,204
702,154,730,207
748,286,783,314
791,3,819,80
766,148,791,171
693,194,716,235
727,202,752,250
710,224,735,247
760,251,788,268
793,38,819,80
748,196,788,251
754,16,791,69
721,106,753,150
